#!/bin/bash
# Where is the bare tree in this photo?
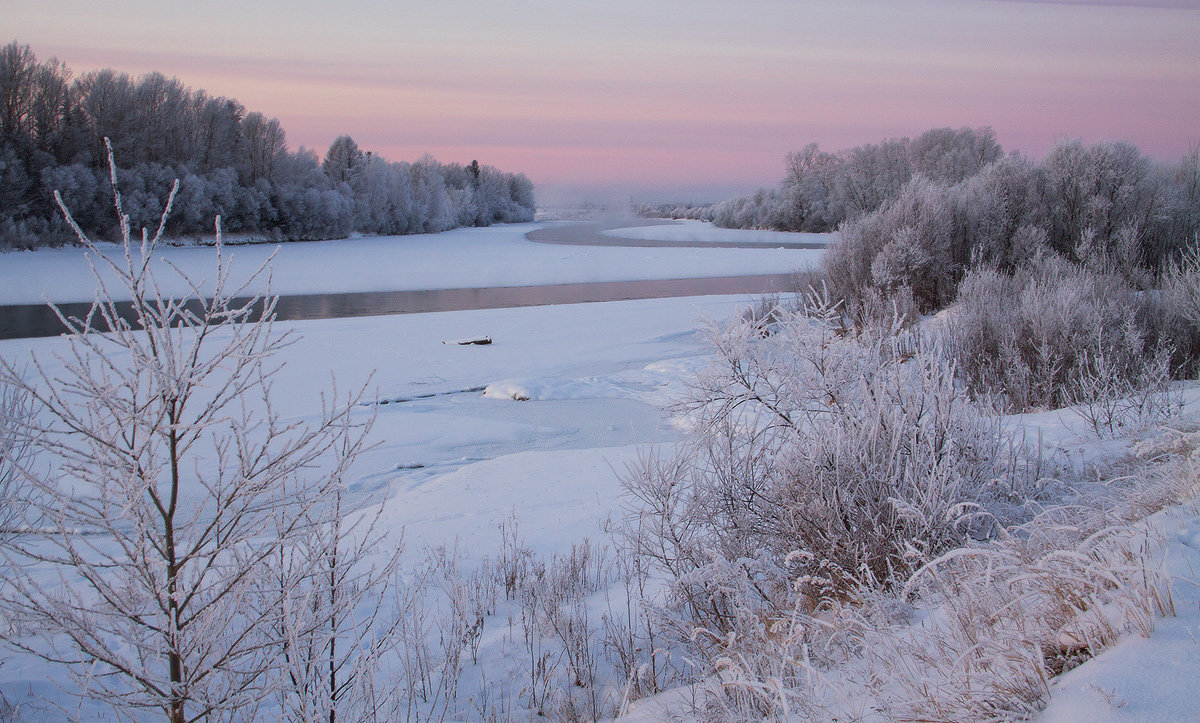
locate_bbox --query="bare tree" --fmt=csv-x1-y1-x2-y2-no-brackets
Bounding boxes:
0,139,372,722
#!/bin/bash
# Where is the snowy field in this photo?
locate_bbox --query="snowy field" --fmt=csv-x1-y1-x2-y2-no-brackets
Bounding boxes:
604,219,835,246
0,222,823,305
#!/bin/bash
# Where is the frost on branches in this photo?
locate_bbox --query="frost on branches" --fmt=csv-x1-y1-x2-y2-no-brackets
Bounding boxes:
0,140,396,722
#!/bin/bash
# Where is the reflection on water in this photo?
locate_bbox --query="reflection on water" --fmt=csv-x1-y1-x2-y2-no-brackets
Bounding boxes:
0,274,800,340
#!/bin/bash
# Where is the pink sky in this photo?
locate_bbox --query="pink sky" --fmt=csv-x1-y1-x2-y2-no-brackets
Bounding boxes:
8,0,1200,203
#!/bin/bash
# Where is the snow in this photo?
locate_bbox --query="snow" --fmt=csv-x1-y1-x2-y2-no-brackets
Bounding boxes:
371,445,634,559
1003,386,1200,466
0,290,744,560
605,219,836,246
0,222,822,305
1038,503,1200,723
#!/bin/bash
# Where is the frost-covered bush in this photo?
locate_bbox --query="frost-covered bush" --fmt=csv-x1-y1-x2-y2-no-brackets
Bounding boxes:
620,292,1035,664
866,520,1172,721
944,255,1183,418
667,409,1199,722
1161,244,1200,379
827,175,961,316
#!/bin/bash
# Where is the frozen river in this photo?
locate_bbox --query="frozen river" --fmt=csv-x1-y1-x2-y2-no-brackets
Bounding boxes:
0,220,816,339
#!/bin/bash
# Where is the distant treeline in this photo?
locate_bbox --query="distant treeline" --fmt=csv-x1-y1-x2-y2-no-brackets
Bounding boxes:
0,41,535,250
637,126,1200,268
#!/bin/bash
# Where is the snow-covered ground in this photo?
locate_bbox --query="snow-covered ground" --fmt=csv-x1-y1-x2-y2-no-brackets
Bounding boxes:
270,295,745,556
2,222,1197,719
0,293,747,552
605,219,835,246
7,292,1196,719
0,222,823,305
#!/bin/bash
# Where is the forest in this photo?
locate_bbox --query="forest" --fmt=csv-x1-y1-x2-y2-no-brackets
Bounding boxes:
0,41,535,250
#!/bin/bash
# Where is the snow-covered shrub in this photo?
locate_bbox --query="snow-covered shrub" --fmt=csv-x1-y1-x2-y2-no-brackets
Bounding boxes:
1067,336,1179,438
620,291,1035,670
509,538,623,720
1161,243,1200,379
599,552,678,712
672,411,1200,722
826,175,963,318
945,254,1183,418
864,526,1166,721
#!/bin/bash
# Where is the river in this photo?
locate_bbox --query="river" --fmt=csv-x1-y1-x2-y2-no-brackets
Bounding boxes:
0,221,817,340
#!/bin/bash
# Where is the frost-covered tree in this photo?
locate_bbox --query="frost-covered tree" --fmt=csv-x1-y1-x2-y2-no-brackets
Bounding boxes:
0,42,38,139
0,141,372,722
780,142,843,231
908,126,1002,185
240,111,286,185
837,136,913,219
0,41,536,247
323,135,364,186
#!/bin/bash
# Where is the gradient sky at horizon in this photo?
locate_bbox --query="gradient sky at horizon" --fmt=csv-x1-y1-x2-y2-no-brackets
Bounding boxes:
7,0,1200,204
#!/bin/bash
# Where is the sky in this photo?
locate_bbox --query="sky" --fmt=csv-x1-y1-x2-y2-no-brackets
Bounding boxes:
6,0,1200,204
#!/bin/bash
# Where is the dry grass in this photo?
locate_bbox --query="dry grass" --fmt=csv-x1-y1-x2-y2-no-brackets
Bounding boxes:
853,424,1199,721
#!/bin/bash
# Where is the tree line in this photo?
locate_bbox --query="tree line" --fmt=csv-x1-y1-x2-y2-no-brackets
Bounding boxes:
0,41,535,250
639,126,1200,273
